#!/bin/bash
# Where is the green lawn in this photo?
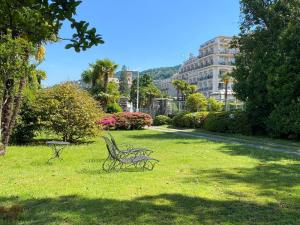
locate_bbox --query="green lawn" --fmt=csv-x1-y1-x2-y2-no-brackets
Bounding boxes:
1,130,300,225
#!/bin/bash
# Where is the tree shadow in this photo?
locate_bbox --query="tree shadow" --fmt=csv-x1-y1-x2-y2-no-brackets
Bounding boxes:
0,194,299,225
183,162,300,197
218,143,300,161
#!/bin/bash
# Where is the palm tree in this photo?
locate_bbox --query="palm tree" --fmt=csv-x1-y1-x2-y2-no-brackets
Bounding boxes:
172,80,187,100
221,73,233,111
82,59,118,94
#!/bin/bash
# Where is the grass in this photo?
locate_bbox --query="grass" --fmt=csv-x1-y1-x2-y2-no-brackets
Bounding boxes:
0,130,300,225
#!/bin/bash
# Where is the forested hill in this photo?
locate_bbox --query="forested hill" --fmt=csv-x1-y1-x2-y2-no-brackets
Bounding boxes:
115,65,181,80
140,65,181,80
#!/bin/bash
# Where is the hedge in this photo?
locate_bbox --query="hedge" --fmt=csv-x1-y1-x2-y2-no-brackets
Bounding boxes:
172,112,209,128
153,115,172,126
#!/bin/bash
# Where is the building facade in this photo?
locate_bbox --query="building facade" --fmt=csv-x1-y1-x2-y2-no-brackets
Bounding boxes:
158,36,238,102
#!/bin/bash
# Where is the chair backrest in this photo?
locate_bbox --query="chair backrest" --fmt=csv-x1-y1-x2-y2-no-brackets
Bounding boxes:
102,136,119,160
107,132,120,151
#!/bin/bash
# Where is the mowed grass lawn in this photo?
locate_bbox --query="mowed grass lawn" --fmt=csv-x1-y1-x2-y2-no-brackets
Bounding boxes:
1,130,300,225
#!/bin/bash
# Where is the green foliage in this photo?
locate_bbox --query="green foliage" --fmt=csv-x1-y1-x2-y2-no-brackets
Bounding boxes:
172,112,209,128
172,111,189,127
267,103,300,139
208,97,224,112
107,81,121,103
119,65,130,96
81,59,118,95
37,83,102,142
172,80,198,100
185,93,208,112
0,0,103,50
139,65,180,80
10,98,40,144
182,112,209,128
106,103,123,114
232,0,300,137
153,115,171,126
130,74,161,108
203,111,251,135
203,112,231,133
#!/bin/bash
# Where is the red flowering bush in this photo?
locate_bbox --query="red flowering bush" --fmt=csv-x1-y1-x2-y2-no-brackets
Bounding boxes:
99,112,152,130
98,115,116,130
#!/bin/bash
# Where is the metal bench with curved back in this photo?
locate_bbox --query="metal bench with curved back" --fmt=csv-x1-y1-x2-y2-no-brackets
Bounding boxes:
102,136,158,172
107,132,153,156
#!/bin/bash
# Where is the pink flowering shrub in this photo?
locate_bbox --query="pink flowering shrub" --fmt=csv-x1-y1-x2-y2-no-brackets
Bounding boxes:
99,112,152,130
98,115,116,130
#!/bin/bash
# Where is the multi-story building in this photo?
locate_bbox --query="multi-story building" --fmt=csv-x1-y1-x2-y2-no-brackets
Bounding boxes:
159,36,238,102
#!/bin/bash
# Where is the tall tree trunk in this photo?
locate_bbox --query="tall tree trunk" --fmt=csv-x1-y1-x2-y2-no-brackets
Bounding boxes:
103,73,109,93
5,76,27,145
2,79,14,146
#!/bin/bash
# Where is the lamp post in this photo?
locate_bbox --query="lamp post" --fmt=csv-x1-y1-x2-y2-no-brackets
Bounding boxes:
136,71,140,112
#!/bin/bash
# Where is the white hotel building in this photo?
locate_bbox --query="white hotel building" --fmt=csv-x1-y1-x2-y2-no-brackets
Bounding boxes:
159,36,238,101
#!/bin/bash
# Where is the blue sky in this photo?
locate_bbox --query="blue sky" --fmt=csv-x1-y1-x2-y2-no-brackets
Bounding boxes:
40,0,240,86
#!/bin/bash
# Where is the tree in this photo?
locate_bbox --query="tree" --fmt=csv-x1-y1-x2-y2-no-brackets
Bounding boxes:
232,0,300,136
37,83,102,142
0,0,103,151
221,73,232,111
144,84,161,108
0,33,35,149
81,59,118,95
208,97,224,112
130,74,154,109
119,65,130,96
185,93,208,112
172,80,186,100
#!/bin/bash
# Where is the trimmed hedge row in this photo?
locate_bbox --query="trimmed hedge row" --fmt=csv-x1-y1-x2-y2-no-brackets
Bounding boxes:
153,115,172,126
172,112,209,128
154,110,252,135
99,112,152,130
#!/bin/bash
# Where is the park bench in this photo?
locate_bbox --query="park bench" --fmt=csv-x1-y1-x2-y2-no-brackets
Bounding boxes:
102,136,158,172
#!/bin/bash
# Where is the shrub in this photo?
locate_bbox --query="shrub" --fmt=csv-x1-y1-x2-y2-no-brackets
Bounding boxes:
106,102,123,113
203,111,252,135
172,112,209,128
37,83,102,142
185,93,208,112
98,115,116,130
228,110,252,135
11,98,40,144
203,112,231,132
172,111,188,127
99,112,152,130
182,112,209,128
153,115,171,126
208,97,224,112
267,103,300,139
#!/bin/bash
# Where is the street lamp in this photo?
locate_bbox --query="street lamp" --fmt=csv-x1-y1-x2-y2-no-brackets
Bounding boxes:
136,71,140,112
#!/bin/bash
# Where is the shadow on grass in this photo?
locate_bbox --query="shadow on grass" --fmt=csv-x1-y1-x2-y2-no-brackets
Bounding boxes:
217,143,300,161
78,167,153,175
14,139,96,147
184,162,300,196
1,194,299,225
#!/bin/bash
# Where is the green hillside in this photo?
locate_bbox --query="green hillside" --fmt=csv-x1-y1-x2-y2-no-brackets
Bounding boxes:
115,65,180,80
